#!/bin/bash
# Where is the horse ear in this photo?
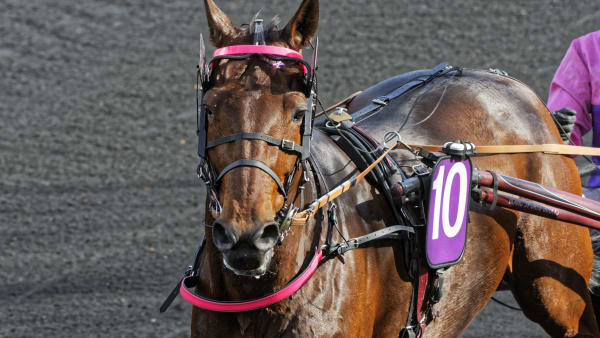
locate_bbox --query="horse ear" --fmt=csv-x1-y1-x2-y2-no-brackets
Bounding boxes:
204,0,236,47
283,0,319,50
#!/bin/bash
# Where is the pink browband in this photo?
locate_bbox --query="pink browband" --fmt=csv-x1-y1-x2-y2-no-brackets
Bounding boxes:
213,45,303,59
180,250,323,312
212,45,308,74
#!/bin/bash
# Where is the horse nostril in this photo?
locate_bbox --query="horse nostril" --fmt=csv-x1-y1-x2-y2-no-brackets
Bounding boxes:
254,222,280,251
212,220,237,251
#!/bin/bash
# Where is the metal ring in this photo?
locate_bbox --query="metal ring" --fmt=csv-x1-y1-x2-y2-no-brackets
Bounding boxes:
384,131,402,144
325,120,341,129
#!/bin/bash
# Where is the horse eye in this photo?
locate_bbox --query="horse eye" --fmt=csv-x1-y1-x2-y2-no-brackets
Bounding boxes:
292,109,307,123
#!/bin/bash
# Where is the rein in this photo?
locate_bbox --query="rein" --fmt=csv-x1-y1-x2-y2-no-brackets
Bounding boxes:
292,138,402,226
410,143,600,156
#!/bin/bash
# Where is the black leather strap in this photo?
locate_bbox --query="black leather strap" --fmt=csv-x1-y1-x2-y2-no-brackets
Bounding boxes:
352,62,450,124
207,132,303,155
216,159,287,198
197,104,208,159
301,91,314,161
326,225,414,257
160,236,206,313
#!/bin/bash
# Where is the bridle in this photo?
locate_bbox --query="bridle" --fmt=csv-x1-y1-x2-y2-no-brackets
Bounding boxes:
195,21,318,239
161,21,413,315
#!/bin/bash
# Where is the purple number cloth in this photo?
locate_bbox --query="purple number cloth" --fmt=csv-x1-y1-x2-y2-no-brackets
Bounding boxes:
547,30,600,187
426,158,470,267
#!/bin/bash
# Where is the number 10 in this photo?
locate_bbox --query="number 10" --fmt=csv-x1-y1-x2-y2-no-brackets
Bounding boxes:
430,163,469,240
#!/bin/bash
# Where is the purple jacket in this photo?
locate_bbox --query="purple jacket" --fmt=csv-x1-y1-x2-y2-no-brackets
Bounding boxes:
548,30,600,186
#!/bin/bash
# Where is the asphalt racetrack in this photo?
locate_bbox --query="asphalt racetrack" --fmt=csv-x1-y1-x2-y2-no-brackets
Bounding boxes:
2,1,600,337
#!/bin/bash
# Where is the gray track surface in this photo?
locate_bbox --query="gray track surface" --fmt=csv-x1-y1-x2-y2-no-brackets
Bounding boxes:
2,1,599,337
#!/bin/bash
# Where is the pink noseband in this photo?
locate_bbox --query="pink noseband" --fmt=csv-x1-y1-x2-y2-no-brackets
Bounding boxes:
180,250,323,312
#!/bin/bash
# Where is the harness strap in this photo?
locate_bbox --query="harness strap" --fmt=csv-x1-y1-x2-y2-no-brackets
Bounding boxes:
315,91,362,118
325,224,414,257
352,62,450,124
197,101,208,159
293,144,398,225
207,132,303,155
160,235,206,313
416,263,429,336
302,91,315,160
216,159,287,198
411,143,600,156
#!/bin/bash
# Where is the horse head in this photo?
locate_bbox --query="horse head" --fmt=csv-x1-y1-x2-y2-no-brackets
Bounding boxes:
202,0,318,277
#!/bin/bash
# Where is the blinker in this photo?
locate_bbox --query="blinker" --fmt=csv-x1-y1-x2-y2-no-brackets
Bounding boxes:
198,34,209,88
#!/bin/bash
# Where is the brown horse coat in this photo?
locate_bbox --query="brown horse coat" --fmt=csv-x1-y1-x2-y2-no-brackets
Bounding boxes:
190,1,599,336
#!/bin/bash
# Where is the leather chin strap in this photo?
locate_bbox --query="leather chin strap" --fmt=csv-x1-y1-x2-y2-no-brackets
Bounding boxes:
216,159,287,199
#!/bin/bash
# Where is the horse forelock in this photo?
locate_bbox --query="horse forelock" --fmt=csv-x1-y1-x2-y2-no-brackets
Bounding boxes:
248,11,281,33
225,11,282,46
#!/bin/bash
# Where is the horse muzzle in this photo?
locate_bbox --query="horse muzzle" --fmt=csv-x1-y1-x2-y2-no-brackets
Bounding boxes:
212,220,280,276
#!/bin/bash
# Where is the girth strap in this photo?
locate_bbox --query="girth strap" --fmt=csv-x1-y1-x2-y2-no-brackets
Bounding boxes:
216,159,287,198
207,132,303,155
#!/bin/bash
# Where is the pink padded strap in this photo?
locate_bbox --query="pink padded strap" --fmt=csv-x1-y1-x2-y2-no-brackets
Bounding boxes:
212,45,307,74
213,45,303,59
180,250,323,312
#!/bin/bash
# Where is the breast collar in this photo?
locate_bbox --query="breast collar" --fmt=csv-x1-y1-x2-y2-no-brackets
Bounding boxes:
195,24,319,237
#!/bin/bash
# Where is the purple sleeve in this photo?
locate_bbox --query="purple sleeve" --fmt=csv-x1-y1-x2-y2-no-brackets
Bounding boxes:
547,40,592,146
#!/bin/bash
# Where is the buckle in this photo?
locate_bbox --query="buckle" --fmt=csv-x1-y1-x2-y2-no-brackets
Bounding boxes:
412,165,429,176
197,163,210,185
372,97,390,106
208,189,222,216
281,139,295,151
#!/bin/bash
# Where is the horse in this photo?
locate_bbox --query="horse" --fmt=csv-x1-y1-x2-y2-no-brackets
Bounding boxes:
189,0,600,336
